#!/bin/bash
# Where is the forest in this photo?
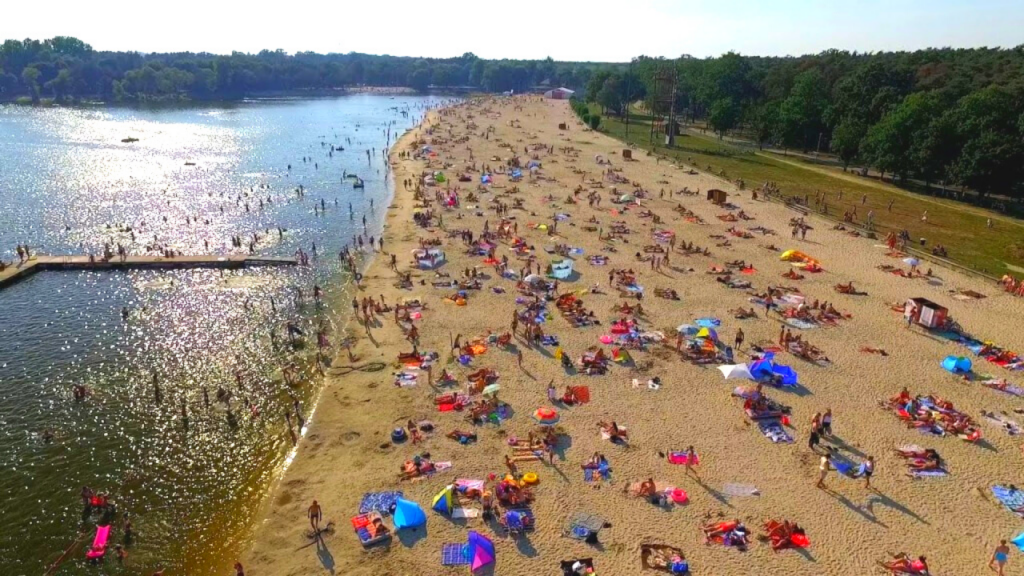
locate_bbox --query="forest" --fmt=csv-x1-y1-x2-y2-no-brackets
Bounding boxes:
0,37,605,102
3,36,1022,200
586,48,1024,200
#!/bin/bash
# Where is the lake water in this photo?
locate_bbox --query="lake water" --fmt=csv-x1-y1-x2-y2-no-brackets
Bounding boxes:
0,94,444,575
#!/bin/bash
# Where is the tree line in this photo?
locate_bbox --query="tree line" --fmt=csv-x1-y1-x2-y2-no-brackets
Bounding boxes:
582,48,1024,200
0,37,609,103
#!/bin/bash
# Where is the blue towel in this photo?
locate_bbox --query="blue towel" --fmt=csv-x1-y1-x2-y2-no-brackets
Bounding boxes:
695,318,721,328
359,491,403,515
992,485,1024,515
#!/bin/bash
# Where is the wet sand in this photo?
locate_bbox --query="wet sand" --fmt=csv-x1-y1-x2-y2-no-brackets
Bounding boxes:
242,95,1024,576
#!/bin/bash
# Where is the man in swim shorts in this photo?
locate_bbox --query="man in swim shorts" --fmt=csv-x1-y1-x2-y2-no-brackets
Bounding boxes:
308,500,323,534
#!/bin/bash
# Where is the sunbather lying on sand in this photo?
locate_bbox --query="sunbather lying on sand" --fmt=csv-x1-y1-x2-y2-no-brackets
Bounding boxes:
762,519,805,551
730,307,757,319
447,430,478,443
877,553,929,574
597,421,629,442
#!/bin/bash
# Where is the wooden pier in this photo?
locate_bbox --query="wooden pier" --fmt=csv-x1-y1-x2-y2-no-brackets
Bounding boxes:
0,254,298,290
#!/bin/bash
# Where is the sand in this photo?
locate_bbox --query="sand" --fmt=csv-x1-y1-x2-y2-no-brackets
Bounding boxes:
241,96,1024,576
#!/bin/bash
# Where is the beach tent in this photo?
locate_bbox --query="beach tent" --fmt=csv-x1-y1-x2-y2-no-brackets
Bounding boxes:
527,160,542,169
466,531,495,572
619,194,635,203
549,259,574,280
434,171,446,183
942,355,972,374
906,297,947,329
718,364,753,380
432,485,454,516
771,365,799,386
393,498,427,529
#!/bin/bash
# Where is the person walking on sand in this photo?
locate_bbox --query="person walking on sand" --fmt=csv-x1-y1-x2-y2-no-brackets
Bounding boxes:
821,408,833,436
862,455,875,489
234,561,246,576
990,540,1010,575
308,500,323,535
817,454,830,489
734,328,744,350
684,445,698,477
517,348,524,368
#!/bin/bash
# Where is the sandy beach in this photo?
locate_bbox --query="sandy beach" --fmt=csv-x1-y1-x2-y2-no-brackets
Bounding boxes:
242,95,1024,576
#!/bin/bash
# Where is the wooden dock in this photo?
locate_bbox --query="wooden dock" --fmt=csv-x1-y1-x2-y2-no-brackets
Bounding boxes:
0,254,298,290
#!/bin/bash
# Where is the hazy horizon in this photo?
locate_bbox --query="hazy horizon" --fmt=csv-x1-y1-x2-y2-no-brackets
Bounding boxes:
2,0,1022,62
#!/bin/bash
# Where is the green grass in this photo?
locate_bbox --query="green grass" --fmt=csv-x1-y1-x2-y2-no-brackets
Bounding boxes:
590,106,1024,278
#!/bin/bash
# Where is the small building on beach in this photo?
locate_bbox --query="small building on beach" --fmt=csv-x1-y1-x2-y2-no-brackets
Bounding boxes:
544,87,575,100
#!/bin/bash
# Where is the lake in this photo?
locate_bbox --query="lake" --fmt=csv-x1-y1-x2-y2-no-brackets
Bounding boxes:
0,94,444,575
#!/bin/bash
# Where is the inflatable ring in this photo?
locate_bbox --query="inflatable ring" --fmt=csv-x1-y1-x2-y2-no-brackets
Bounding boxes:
670,488,688,504
522,472,539,485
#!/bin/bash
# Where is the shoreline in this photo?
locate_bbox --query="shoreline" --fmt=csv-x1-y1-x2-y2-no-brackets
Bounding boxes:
240,109,438,573
240,95,1024,576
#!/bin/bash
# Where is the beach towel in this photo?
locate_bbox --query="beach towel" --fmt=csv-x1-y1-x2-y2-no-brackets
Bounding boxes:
758,420,793,443
541,335,560,346
584,468,594,483
434,461,453,472
453,508,480,519
785,318,817,330
695,318,721,328
360,491,403,515
442,543,471,566
668,451,699,465
454,479,484,493
909,469,947,478
723,483,760,497
992,485,1024,516
982,412,1022,435
571,386,591,404
394,371,419,387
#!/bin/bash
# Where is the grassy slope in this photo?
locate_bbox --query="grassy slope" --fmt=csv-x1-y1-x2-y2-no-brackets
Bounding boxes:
590,106,1024,277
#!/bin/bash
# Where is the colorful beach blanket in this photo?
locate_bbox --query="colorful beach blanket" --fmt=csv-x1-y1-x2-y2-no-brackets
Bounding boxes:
758,420,793,443
359,491,402,515
441,543,470,565
992,485,1024,516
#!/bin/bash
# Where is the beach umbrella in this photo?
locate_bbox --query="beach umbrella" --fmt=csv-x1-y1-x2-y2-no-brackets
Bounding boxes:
482,383,501,396
524,274,543,285
696,327,718,341
466,530,495,572
718,364,753,380
903,257,920,267
393,498,426,530
533,406,560,426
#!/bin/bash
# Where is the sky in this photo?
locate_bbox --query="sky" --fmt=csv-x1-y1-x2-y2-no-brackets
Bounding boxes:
2,0,1022,61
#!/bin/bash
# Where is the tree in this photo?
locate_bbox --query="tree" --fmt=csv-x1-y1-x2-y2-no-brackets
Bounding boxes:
408,68,431,92
777,69,828,150
111,79,125,101
588,114,601,130
947,86,1024,199
585,69,611,103
44,68,73,100
830,118,866,169
0,72,17,94
708,97,739,137
748,101,779,150
861,92,940,181
20,66,40,102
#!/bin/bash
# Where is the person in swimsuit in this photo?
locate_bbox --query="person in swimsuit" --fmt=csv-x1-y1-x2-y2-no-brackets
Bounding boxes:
991,540,1010,575
308,500,323,534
